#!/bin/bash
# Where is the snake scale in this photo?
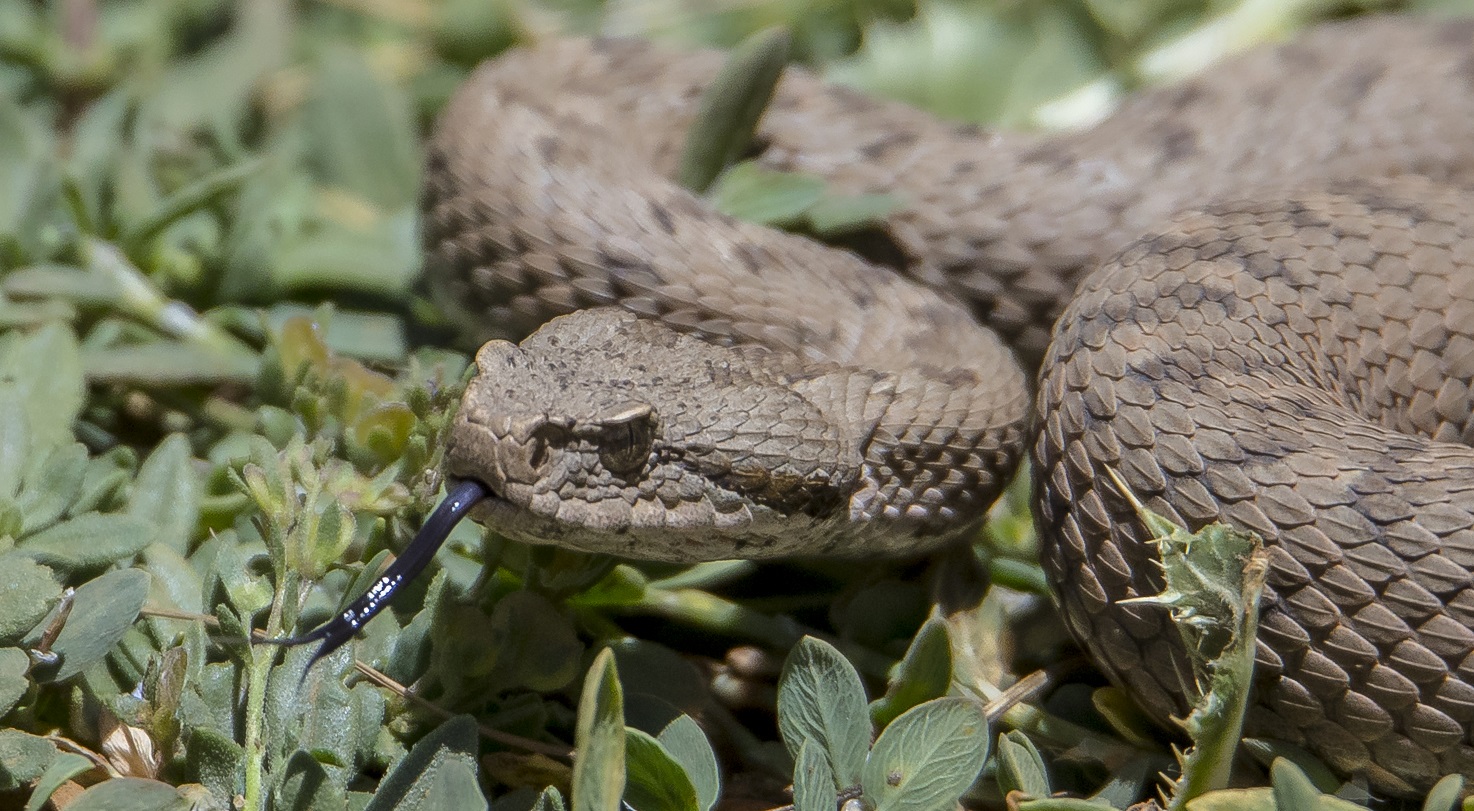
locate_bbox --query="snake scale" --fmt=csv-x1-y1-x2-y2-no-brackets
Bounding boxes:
280,14,1474,796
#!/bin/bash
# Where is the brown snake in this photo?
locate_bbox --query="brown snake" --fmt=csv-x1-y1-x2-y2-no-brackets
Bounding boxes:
282,14,1474,797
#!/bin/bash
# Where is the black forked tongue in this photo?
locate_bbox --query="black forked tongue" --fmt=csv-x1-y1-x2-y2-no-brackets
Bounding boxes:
261,478,490,672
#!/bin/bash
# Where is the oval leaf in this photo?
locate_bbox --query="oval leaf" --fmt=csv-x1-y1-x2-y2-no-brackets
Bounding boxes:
860,697,988,811
870,618,952,730
0,555,59,642
0,730,59,789
793,739,837,811
709,163,824,228
126,434,202,554
624,727,700,811
573,647,626,811
0,648,29,717
63,778,189,811
22,751,94,811
0,390,28,499
678,27,791,193
1423,774,1464,811
43,568,150,682
1,323,83,452
1270,758,1323,811
658,715,720,811
996,730,1051,799
363,715,484,811
777,636,869,788
18,513,156,571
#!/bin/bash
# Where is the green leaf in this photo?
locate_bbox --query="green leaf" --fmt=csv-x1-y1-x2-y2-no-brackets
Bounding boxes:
15,441,87,536
141,543,205,618
1109,469,1267,810
127,434,202,554
213,533,273,618
275,749,347,811
23,752,94,811
136,0,291,137
1076,0,1166,38
71,448,132,517
657,716,720,811
572,647,626,811
363,715,486,811
805,193,906,236
0,389,28,499
678,27,791,193
270,221,418,298
1087,757,1158,809
609,639,709,722
1019,799,1124,811
996,730,1051,799
0,94,60,259
792,740,837,811
624,727,700,811
82,343,259,385
777,636,869,788
0,323,83,452
1271,758,1324,811
1182,787,1274,811
63,778,191,811
1424,774,1464,811
828,1,1104,128
860,697,988,811
432,0,522,66
568,564,649,609
120,159,262,254
8,264,77,300
870,618,952,730
301,48,420,210
183,726,244,804
531,787,568,811
1090,686,1159,748
17,512,157,571
40,568,150,682
709,163,825,228
0,730,58,790
0,555,60,642
263,304,409,364
1238,739,1341,794
0,648,29,717
473,590,583,693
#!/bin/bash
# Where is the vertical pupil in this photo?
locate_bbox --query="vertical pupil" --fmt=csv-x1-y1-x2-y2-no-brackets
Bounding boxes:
602,420,648,473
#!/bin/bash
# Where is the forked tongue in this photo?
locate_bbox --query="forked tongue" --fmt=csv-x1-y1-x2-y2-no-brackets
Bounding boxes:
260,479,489,672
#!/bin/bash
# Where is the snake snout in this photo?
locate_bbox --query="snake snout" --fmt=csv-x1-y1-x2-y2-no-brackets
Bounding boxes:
445,409,561,503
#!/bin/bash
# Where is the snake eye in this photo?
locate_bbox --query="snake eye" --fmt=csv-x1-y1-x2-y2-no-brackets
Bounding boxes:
596,403,657,474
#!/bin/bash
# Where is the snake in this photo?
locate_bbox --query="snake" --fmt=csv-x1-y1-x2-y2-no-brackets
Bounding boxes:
276,14,1474,797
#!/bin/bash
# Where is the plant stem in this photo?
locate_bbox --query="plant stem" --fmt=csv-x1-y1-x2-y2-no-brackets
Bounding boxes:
243,573,291,811
84,238,257,359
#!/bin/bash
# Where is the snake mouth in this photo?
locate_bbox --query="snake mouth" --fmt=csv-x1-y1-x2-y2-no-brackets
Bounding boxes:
455,475,537,528
452,474,510,511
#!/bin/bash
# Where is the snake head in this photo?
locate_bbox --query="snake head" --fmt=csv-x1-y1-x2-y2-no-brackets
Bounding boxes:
450,346,661,506
443,308,862,559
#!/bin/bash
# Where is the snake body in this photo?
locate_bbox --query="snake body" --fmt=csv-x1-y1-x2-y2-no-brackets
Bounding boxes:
417,16,1474,794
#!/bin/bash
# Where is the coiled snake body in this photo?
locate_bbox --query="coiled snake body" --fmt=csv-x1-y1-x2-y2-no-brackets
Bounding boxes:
413,15,1474,795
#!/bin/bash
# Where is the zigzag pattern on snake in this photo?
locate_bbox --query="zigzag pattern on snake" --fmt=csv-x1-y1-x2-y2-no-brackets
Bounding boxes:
411,16,1474,796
